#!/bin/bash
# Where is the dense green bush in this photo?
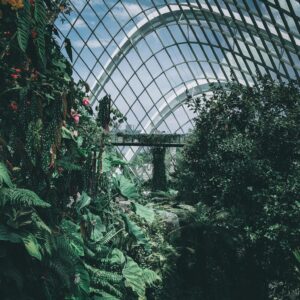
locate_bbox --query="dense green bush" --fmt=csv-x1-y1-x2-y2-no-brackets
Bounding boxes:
176,77,300,299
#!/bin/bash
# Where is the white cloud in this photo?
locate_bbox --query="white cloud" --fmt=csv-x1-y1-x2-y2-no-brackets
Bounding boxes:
73,38,109,49
88,38,109,48
58,17,86,32
112,2,148,20
73,18,87,28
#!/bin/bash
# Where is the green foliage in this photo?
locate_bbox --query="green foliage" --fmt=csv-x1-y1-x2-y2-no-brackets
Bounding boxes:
0,162,13,188
17,0,31,52
0,225,22,243
107,248,126,265
122,214,151,253
142,268,161,287
123,257,146,299
60,219,84,256
175,77,300,299
0,2,165,299
34,0,47,66
118,175,139,199
0,187,50,207
22,233,42,260
132,202,155,224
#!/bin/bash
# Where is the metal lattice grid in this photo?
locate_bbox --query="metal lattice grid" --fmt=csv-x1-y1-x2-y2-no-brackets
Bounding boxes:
56,0,300,179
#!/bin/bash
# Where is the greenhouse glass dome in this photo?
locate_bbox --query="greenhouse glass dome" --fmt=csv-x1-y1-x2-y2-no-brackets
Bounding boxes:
1,1,300,298
58,0,300,135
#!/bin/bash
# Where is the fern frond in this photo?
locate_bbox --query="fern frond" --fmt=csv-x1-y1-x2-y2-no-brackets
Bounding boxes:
0,188,50,208
142,268,161,287
94,280,123,299
0,225,22,243
34,0,47,66
34,0,47,26
55,235,80,265
57,159,82,171
98,228,122,245
47,259,72,289
35,230,53,255
32,211,52,233
60,220,84,256
0,162,13,188
85,264,123,284
17,0,31,52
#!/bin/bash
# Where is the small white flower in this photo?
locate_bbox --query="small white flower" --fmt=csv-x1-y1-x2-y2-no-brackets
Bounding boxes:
66,196,75,208
115,166,122,175
74,273,81,284
76,192,81,202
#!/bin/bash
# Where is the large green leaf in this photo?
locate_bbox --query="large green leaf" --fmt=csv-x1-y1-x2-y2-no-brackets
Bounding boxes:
76,191,91,212
122,257,146,300
22,233,42,260
108,248,125,265
0,225,22,243
61,219,84,256
132,202,155,224
118,176,139,200
76,264,90,294
102,152,128,173
122,214,151,252
62,126,76,140
89,215,106,242
0,162,13,188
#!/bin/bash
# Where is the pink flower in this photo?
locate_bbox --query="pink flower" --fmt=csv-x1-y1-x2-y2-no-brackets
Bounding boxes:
13,67,22,73
82,98,90,106
11,74,20,79
73,114,80,124
9,101,18,111
31,31,37,39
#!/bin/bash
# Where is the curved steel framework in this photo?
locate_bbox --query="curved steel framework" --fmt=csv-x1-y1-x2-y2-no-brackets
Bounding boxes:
57,0,300,172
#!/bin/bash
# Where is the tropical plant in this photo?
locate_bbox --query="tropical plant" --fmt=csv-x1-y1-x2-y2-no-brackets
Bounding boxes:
0,1,164,299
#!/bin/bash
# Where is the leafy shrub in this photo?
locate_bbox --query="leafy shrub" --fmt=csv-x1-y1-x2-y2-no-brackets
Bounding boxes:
176,77,300,299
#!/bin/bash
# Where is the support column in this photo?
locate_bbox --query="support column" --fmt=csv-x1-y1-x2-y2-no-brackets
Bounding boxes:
151,147,167,191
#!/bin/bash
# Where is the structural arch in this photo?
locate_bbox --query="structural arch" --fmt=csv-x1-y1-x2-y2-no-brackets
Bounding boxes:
57,0,300,173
